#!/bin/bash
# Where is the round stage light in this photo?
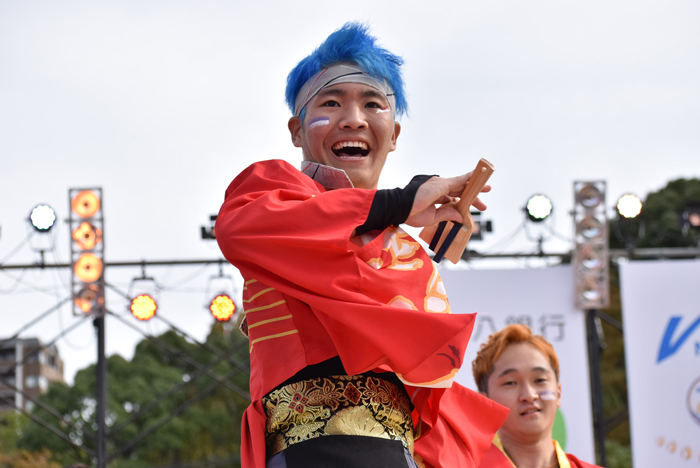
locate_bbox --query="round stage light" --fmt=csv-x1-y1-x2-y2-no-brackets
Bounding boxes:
526,195,553,222
576,184,603,209
29,205,56,232
74,253,103,283
74,284,103,314
617,194,642,219
72,222,103,251
577,245,604,271
71,190,100,219
131,294,157,321
210,294,236,322
577,214,604,241
579,276,603,302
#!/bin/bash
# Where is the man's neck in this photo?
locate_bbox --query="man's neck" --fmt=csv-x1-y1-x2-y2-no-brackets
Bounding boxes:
499,432,557,468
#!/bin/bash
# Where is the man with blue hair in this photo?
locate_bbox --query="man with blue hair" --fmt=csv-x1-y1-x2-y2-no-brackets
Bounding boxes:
216,22,507,468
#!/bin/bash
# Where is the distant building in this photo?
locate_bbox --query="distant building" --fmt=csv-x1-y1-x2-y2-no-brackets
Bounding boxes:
0,338,65,413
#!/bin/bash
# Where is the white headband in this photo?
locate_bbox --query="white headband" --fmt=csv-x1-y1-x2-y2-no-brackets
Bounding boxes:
293,63,396,119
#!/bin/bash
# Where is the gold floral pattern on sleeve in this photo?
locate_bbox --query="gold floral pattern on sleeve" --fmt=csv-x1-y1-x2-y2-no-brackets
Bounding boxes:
423,264,451,313
262,374,414,457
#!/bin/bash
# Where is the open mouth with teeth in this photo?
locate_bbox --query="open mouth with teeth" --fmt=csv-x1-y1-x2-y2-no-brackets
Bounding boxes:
520,408,541,416
332,141,370,158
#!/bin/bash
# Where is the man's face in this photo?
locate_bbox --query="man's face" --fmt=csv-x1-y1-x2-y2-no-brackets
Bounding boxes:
288,82,401,190
485,342,561,444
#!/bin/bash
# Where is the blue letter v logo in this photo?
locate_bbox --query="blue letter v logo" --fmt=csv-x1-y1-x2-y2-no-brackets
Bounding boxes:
657,315,700,363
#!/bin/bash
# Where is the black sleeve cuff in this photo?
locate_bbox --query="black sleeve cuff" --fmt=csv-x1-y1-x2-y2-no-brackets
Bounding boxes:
355,175,436,236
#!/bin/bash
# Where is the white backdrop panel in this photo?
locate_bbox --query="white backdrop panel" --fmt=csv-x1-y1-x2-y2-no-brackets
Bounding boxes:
621,259,700,467
440,265,595,464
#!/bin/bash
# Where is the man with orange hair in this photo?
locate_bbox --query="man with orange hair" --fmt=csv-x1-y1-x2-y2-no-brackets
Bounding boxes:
472,324,601,468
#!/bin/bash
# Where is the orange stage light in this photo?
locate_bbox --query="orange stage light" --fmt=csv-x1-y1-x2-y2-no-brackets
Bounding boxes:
74,253,103,283
131,295,157,321
74,284,104,313
71,190,101,218
210,294,236,321
72,222,103,251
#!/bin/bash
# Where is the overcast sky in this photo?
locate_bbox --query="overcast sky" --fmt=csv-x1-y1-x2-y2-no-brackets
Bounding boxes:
1,1,698,383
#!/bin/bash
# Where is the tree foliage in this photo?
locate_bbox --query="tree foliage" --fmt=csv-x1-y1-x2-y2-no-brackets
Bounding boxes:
16,321,250,467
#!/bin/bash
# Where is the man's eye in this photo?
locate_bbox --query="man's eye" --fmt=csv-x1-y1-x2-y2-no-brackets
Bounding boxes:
502,381,516,387
365,102,382,108
321,100,340,107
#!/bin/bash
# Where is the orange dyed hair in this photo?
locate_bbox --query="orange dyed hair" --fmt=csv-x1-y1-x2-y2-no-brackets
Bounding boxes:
472,324,560,394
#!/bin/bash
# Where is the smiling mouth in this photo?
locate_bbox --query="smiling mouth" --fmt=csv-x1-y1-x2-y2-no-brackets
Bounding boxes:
521,408,541,416
332,141,370,158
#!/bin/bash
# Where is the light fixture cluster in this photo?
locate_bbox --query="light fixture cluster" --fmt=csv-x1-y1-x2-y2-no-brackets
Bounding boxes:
573,182,610,309
69,189,105,316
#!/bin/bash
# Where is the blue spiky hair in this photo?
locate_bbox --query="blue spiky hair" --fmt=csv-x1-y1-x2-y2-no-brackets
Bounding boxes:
285,22,407,119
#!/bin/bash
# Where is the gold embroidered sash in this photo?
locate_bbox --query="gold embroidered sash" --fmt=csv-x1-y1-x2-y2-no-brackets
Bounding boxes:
263,374,414,457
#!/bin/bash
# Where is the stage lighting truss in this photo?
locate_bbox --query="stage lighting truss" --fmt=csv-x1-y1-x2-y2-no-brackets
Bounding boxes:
204,266,238,322
525,194,553,223
573,181,609,309
69,188,105,317
128,276,159,322
617,194,643,219
29,204,57,232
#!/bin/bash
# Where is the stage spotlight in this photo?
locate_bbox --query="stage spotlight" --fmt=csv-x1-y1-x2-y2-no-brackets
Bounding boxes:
71,190,100,219
578,276,604,302
210,294,236,322
617,194,643,219
576,184,604,209
525,195,553,222
72,222,102,251
74,284,104,314
29,205,56,232
74,253,103,283
577,214,604,241
576,245,604,271
131,294,157,321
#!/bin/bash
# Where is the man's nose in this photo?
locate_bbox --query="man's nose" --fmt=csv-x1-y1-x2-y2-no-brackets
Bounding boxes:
519,383,538,402
339,104,367,129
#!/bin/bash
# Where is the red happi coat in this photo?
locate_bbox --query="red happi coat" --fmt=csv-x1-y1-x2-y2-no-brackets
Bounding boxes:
216,160,508,468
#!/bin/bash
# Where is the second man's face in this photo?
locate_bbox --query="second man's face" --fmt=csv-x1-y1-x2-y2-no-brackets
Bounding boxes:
485,342,561,444
289,82,401,190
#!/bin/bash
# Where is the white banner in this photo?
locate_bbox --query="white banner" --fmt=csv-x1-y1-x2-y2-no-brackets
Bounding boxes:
440,265,596,464
621,259,700,467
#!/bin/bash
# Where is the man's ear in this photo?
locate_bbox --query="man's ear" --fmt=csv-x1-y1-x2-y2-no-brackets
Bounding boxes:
556,382,562,408
389,121,401,152
288,117,303,148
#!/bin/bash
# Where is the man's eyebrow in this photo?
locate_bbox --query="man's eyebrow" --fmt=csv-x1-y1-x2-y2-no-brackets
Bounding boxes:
532,366,552,374
361,89,387,100
316,88,346,98
497,368,518,378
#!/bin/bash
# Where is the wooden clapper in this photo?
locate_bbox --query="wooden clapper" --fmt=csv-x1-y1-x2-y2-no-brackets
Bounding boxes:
419,158,495,263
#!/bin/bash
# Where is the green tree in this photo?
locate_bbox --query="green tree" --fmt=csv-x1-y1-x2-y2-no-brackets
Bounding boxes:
17,321,250,467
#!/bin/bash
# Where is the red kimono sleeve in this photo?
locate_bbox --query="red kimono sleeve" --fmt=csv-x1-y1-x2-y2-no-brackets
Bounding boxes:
414,383,509,468
216,160,477,388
